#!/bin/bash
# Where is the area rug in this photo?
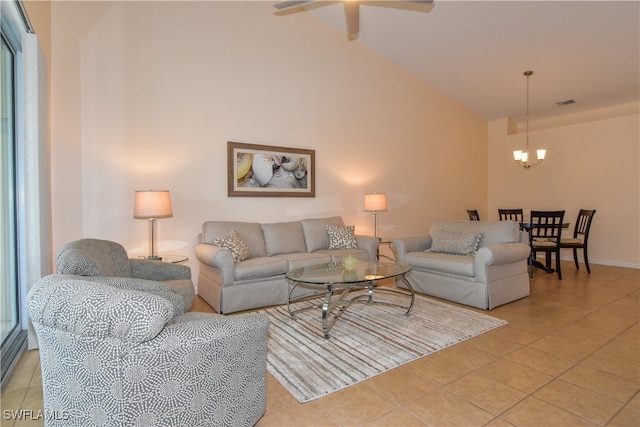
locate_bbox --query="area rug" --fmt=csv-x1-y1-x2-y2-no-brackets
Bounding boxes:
261,293,507,403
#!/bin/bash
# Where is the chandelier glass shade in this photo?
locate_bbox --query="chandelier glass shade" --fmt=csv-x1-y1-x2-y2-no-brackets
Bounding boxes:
514,70,546,169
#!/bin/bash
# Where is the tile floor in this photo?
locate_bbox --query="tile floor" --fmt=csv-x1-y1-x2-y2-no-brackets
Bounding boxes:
2,262,638,426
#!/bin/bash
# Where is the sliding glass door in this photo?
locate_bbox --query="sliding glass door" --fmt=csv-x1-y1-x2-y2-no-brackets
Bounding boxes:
1,32,24,384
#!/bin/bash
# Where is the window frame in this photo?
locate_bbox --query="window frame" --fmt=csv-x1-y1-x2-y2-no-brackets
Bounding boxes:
0,0,29,386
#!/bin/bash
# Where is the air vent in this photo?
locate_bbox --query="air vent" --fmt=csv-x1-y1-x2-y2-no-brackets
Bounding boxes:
556,99,576,106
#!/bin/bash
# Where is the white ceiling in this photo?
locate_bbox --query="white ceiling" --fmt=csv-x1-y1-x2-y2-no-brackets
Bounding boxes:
278,1,640,122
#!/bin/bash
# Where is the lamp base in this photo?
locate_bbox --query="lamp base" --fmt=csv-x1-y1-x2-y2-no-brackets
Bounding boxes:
144,255,163,261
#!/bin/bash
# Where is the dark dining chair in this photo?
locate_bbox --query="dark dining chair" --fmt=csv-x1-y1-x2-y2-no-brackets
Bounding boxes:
560,209,596,273
529,210,565,280
467,209,480,221
498,208,524,223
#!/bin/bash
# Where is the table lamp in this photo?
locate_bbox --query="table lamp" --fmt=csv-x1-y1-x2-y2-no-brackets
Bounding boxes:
134,190,173,260
364,193,387,237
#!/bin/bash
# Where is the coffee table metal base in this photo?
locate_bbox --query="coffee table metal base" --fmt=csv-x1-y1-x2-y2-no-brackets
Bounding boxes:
287,276,415,339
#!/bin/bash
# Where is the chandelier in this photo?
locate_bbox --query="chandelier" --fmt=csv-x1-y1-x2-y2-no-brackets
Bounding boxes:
513,70,546,169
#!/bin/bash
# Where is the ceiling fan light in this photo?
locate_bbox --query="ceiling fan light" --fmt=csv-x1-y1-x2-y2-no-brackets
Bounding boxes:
537,149,546,160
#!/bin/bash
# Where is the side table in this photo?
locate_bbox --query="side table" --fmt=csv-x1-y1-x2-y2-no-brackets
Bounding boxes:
160,255,188,264
138,255,188,264
378,239,397,261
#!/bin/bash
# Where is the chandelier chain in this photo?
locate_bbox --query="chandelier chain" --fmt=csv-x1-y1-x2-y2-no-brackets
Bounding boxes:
525,70,530,152
513,70,545,169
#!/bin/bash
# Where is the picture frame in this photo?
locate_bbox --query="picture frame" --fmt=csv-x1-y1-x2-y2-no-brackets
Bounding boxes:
227,141,315,197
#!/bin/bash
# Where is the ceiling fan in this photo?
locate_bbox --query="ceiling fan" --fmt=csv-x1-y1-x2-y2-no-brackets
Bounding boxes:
273,0,434,40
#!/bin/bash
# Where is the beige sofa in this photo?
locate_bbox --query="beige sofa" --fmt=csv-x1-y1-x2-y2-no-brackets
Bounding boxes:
195,216,379,314
393,220,531,310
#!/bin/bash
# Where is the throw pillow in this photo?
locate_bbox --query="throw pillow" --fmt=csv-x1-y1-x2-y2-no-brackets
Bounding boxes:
429,229,481,256
212,230,251,262
327,225,359,250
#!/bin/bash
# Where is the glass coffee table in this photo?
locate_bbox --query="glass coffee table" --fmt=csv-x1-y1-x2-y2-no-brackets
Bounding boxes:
285,261,414,338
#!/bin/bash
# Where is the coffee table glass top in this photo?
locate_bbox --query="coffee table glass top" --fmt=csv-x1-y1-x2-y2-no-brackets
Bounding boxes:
286,261,411,285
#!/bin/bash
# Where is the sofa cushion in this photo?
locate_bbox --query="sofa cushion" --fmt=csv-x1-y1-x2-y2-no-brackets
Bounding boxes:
212,230,251,262
327,225,358,249
277,252,331,270
202,221,267,257
301,217,345,252
429,229,481,256
233,256,288,281
430,220,520,248
315,249,370,263
261,221,307,256
405,251,475,277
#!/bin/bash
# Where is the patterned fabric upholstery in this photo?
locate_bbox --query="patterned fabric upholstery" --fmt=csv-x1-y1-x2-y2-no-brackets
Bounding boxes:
27,274,270,427
66,275,189,317
212,231,252,262
428,229,482,256
56,238,133,277
326,225,359,249
55,238,195,312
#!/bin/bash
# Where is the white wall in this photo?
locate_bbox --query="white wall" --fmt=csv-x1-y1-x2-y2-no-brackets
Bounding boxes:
488,107,640,268
48,1,488,282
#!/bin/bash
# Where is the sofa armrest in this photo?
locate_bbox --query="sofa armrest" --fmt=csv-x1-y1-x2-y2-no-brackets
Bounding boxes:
355,235,380,262
519,230,529,243
476,242,531,265
474,242,531,282
392,236,432,262
195,243,236,285
194,243,235,267
130,259,191,281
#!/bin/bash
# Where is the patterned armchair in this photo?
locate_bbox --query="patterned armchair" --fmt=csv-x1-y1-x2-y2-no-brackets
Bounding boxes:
27,273,270,426
55,238,195,312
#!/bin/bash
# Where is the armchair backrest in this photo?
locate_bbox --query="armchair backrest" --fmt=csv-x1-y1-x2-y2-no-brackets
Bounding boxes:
429,219,521,248
56,238,132,277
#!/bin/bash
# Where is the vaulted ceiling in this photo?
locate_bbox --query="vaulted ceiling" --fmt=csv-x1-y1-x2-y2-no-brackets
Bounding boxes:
276,1,640,122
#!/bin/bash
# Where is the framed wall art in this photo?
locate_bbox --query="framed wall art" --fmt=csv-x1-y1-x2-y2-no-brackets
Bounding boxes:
227,141,315,197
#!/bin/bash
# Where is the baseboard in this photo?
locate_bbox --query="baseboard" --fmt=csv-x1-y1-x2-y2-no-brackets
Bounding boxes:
560,255,640,270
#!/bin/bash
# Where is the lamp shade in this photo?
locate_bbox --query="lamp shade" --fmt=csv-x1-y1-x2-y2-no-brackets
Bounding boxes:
364,193,387,212
134,190,173,219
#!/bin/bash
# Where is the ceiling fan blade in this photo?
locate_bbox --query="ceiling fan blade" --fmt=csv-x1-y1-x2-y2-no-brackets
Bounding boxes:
273,0,315,11
274,0,431,40
363,0,434,13
344,1,360,39
273,0,335,16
